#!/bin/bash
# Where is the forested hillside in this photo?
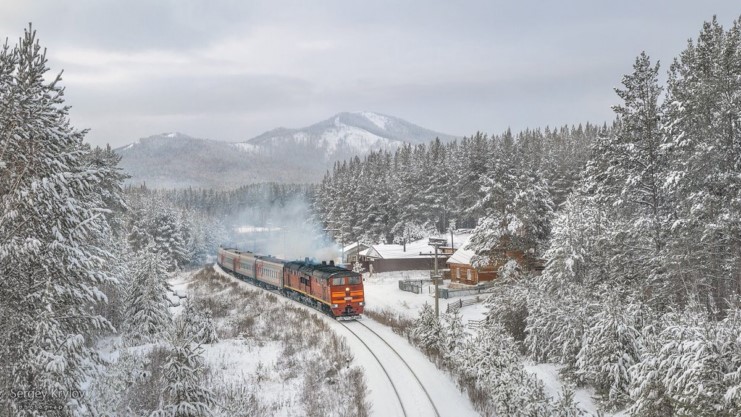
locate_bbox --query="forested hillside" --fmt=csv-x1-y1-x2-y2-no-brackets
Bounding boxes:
314,124,598,247
319,16,741,416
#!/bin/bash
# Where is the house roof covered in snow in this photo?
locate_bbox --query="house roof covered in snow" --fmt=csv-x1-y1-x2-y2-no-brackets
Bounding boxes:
363,232,472,260
447,247,476,265
364,240,437,260
342,242,369,253
446,234,476,265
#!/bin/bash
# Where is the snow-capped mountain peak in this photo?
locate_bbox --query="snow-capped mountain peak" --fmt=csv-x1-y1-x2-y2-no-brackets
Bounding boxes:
243,111,455,159
114,112,457,189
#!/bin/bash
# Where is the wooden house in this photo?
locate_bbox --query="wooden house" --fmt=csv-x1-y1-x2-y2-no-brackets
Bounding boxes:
447,236,544,285
446,246,497,285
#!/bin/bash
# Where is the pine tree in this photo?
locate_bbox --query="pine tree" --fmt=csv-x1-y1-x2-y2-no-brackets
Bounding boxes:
0,25,123,416
661,16,741,313
152,319,215,417
575,294,643,409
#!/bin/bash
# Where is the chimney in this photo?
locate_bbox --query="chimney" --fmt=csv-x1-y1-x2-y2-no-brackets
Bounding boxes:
330,260,335,266
322,261,327,266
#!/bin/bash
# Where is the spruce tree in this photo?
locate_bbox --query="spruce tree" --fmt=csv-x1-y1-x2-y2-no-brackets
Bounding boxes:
124,242,173,345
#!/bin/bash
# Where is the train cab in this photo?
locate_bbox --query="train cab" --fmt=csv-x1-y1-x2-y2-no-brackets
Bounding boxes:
329,272,364,317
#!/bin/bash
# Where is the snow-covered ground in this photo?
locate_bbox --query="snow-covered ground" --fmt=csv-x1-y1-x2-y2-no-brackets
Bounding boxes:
211,265,478,417
362,270,625,417
362,269,488,323
167,265,625,416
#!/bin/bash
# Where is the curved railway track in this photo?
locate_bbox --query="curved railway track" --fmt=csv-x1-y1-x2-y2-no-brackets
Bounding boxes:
340,321,409,417
340,320,441,417
215,264,443,417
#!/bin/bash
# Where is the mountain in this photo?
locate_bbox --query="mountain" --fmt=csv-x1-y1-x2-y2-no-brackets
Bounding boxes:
245,111,457,155
115,112,456,189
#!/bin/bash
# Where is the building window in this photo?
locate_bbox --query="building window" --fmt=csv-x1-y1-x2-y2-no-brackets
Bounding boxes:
456,268,460,280
467,269,472,281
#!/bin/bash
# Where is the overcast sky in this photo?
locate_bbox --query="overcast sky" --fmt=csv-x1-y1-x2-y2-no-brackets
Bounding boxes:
1,1,738,148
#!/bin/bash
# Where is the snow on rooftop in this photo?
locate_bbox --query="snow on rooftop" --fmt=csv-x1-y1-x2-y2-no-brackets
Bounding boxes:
447,247,476,265
365,233,471,260
446,234,476,265
342,241,368,252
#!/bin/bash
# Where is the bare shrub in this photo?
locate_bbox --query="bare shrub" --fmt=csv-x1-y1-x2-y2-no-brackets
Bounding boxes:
364,308,414,336
193,294,232,318
233,314,256,337
210,382,269,417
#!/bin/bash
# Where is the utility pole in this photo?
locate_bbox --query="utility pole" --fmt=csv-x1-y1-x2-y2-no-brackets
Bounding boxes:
428,237,446,317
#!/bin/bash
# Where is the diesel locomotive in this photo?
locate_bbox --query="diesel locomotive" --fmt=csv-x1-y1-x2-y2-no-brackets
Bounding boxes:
217,247,365,318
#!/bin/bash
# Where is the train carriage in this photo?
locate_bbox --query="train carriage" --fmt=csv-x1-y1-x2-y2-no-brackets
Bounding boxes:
218,247,239,272
234,251,258,281
255,255,285,290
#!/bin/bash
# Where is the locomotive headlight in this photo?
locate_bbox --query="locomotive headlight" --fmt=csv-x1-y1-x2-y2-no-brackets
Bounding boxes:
332,304,338,308
359,302,364,306
346,287,350,292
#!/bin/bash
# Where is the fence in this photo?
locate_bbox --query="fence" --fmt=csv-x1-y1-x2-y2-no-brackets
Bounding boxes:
436,283,495,299
398,279,434,294
467,319,485,329
446,295,484,313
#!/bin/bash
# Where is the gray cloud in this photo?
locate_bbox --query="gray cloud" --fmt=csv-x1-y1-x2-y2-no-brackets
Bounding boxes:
0,1,738,147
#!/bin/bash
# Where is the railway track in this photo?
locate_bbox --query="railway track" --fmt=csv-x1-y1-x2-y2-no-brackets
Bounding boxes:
340,320,441,417
215,264,446,417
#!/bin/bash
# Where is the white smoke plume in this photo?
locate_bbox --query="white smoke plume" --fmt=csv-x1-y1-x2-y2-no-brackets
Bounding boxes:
229,194,340,263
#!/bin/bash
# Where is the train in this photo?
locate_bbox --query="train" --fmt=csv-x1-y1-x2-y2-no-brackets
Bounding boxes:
216,247,365,318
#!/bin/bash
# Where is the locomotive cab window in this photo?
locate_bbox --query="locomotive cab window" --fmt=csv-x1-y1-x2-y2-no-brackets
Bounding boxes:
332,277,345,285
348,276,361,285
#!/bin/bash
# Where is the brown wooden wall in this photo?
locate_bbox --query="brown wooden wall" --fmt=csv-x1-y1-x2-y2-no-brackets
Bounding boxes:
367,257,450,274
449,262,497,284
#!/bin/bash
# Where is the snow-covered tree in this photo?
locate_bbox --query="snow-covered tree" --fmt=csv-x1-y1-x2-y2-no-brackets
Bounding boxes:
457,322,555,417
0,25,124,415
124,242,173,345
352,260,365,274
181,301,218,345
661,16,741,312
552,386,586,417
439,309,466,362
575,294,644,409
628,302,741,417
153,320,215,417
467,130,554,267
411,303,442,355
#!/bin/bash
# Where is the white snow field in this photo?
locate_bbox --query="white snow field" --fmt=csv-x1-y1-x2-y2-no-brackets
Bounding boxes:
201,263,632,416
362,270,627,417
210,265,479,417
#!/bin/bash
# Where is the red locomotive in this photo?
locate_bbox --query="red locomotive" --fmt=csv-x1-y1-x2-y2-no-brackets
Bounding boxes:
217,247,364,318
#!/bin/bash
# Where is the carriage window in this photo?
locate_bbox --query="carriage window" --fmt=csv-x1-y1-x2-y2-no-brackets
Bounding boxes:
348,276,361,285
332,277,345,285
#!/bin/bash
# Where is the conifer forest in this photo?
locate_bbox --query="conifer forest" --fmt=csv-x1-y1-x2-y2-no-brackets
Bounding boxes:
1,9,741,417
